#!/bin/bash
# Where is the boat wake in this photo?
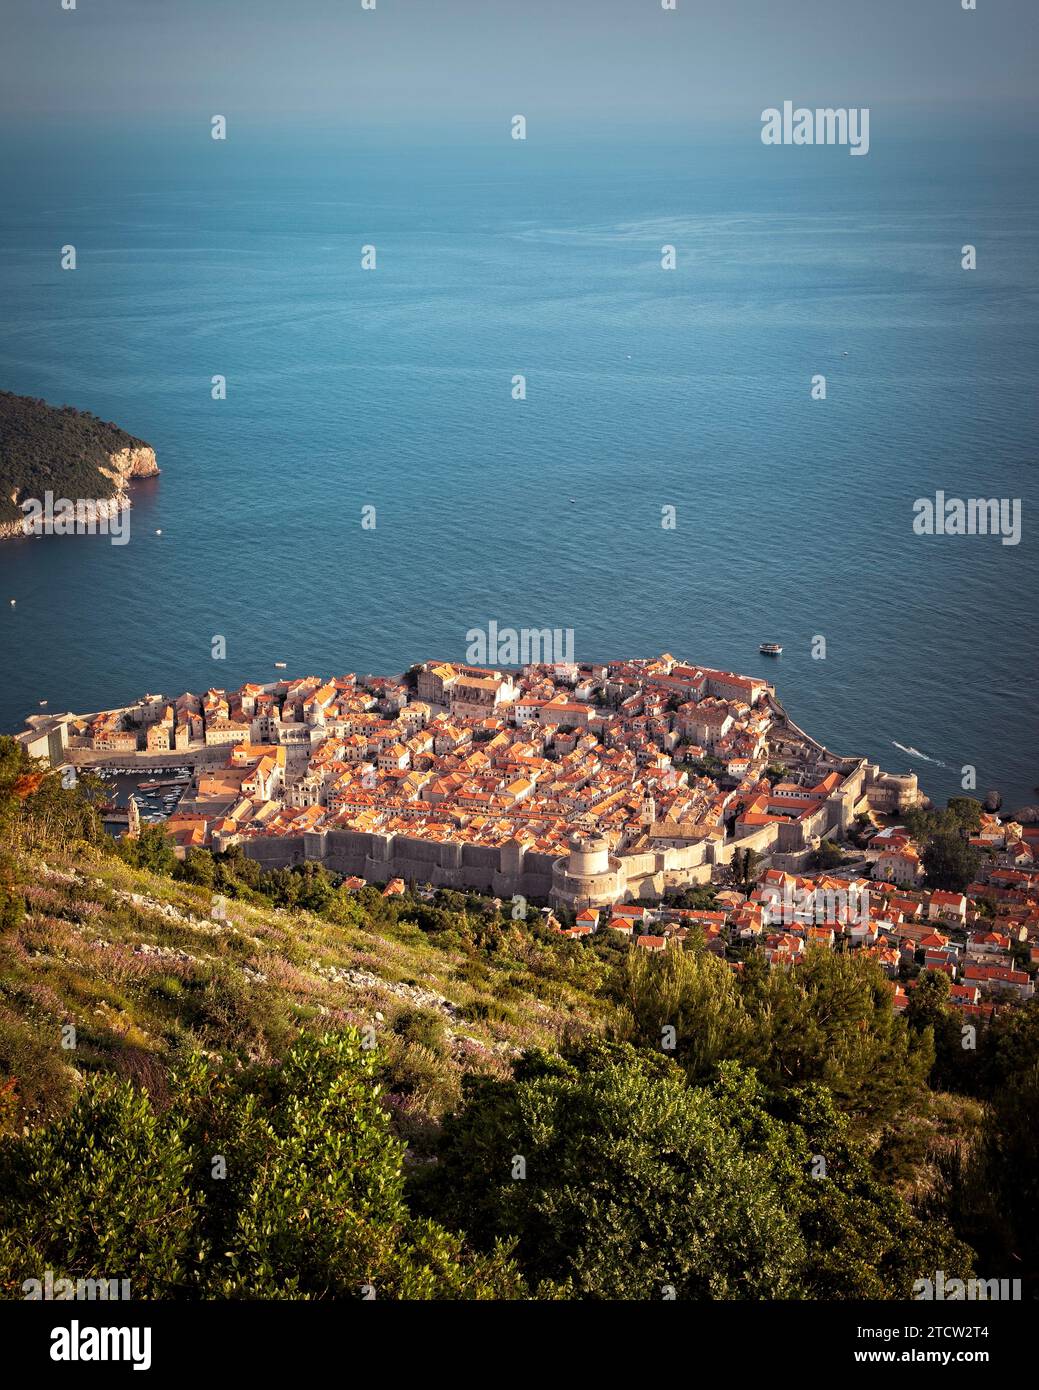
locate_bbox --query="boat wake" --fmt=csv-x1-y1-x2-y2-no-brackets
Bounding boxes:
892,741,951,769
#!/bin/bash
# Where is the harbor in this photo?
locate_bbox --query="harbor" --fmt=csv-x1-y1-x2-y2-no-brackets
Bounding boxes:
93,765,193,833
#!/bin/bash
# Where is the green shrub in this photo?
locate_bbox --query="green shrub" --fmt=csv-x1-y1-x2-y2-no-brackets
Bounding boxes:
392,1006,447,1055
0,1031,522,1300
460,999,514,1025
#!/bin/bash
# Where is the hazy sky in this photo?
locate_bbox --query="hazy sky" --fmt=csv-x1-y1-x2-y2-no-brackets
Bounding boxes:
3,0,1037,131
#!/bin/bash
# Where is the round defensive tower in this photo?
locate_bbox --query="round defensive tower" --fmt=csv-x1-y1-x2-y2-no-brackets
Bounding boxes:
566,832,610,877
551,831,625,911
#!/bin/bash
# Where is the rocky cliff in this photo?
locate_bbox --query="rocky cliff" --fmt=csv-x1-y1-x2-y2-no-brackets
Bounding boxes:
103,445,160,483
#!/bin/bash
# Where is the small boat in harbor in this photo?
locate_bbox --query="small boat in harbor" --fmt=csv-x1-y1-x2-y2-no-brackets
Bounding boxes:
759,642,783,656
274,661,287,669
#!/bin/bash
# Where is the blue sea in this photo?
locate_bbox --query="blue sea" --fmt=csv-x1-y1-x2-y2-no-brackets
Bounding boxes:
1,124,1037,808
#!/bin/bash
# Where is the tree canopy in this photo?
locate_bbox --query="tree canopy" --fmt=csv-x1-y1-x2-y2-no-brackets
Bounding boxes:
0,390,149,523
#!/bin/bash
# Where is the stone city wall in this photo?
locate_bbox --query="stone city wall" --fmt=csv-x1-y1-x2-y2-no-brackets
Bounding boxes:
242,827,557,900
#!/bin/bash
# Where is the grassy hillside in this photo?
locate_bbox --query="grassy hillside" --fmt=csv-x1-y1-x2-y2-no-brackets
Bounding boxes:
0,390,151,523
0,844,616,1149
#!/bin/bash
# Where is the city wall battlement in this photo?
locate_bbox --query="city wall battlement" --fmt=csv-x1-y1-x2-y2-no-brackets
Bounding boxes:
241,826,558,901
239,823,766,908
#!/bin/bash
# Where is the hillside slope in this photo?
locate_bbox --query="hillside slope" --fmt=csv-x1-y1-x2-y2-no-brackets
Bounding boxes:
0,843,613,1149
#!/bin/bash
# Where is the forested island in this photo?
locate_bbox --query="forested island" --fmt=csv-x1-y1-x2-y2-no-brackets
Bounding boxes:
0,390,158,536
